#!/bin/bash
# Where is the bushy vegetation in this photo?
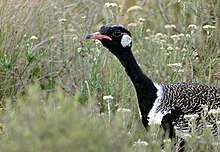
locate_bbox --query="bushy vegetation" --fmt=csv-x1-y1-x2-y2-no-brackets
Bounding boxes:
0,0,220,151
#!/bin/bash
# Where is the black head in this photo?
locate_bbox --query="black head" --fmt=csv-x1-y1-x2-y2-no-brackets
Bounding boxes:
86,24,132,52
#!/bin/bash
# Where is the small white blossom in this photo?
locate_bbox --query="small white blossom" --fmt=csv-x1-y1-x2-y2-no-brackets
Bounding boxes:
203,25,216,35
181,48,187,52
144,37,150,40
167,46,173,51
117,108,131,113
175,47,180,50
178,33,185,37
192,51,198,57
104,2,118,8
30,35,38,40
160,39,166,44
188,24,198,30
185,34,191,38
163,139,171,143
146,29,151,33
155,33,163,38
178,69,184,73
164,24,176,29
188,24,198,34
73,36,78,41
167,63,182,68
59,18,67,24
203,25,216,29
133,139,148,146
171,35,180,41
77,47,82,53
103,95,114,101
127,22,137,27
139,18,146,22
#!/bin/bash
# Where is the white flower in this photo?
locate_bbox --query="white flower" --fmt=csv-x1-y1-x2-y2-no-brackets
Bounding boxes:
59,18,67,24
139,18,146,22
185,34,191,38
146,29,151,33
103,95,114,101
144,37,150,40
171,35,180,41
133,139,148,146
192,51,198,57
181,48,187,52
104,2,118,8
203,25,216,35
160,39,166,44
167,46,173,51
155,33,163,38
127,23,137,27
73,36,78,41
164,24,176,29
188,24,198,30
163,139,171,143
30,35,38,40
178,33,185,37
203,25,216,29
188,24,198,34
117,108,131,113
175,47,180,50
167,63,182,68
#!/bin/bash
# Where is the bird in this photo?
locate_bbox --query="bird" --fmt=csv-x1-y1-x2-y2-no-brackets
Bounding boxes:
86,24,220,150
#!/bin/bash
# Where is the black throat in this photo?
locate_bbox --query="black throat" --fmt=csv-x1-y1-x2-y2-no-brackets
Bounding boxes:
112,48,158,127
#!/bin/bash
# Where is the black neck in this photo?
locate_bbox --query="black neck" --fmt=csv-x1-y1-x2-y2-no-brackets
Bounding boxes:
112,48,157,127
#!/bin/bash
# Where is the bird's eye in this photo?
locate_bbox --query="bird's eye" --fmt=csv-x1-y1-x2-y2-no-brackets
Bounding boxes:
112,30,122,37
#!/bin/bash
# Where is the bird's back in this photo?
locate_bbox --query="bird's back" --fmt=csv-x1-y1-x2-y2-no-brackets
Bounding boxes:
161,82,220,114
158,82,220,138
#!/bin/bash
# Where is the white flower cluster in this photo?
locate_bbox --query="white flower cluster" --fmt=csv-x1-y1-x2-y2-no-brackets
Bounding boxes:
164,24,176,29
117,108,131,113
167,63,182,68
103,95,114,101
133,139,148,146
104,2,118,8
30,35,38,40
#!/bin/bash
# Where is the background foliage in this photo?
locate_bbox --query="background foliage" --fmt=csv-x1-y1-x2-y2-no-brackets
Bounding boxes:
0,0,220,151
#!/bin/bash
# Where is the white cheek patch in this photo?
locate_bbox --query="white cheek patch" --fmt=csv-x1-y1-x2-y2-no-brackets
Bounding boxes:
121,34,132,48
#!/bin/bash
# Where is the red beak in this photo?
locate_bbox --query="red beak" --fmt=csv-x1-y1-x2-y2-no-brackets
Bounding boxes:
86,32,112,40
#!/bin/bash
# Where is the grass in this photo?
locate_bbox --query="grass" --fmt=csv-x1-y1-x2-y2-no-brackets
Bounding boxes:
0,0,220,151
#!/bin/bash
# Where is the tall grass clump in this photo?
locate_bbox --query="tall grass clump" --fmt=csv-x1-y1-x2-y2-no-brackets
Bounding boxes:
0,83,134,152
